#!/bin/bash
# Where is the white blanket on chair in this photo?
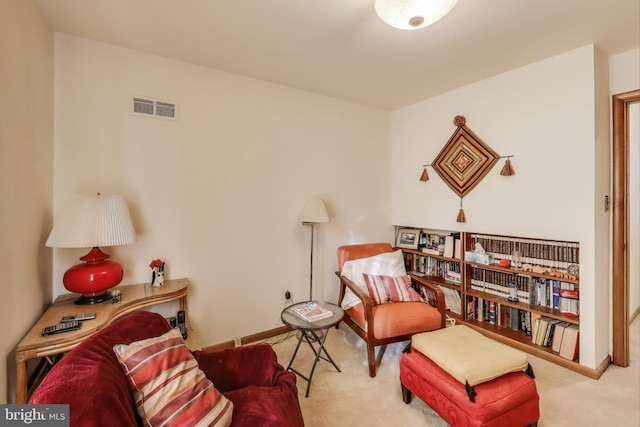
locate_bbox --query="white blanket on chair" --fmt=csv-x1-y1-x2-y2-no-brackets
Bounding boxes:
340,249,407,310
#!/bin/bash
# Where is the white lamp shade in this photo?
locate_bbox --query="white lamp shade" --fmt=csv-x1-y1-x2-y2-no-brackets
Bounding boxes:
301,197,329,224
46,194,136,248
375,0,458,30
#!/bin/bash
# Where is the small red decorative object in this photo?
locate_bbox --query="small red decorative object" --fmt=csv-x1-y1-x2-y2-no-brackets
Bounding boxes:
149,259,163,269
499,259,511,268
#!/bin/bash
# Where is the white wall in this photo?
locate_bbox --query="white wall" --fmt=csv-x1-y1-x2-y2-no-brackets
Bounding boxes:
391,45,609,369
609,48,640,95
0,0,53,403
52,34,392,346
609,48,640,320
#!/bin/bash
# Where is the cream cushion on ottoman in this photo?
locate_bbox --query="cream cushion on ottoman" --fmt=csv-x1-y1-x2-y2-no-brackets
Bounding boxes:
411,325,529,387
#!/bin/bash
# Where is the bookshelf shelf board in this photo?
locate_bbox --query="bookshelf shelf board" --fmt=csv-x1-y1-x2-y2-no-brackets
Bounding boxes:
401,247,461,262
447,311,464,322
411,274,461,290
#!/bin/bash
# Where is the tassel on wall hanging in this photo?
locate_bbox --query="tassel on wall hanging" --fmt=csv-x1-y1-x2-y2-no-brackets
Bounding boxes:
420,115,515,222
500,156,515,176
419,167,429,182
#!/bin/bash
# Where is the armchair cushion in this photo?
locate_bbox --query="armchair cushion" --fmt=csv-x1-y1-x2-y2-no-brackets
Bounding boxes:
114,328,233,427
340,249,407,309
193,344,305,427
193,344,289,392
411,325,529,387
362,274,421,305
346,302,443,340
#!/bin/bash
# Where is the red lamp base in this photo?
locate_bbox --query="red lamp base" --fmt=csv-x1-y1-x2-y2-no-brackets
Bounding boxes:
63,247,124,305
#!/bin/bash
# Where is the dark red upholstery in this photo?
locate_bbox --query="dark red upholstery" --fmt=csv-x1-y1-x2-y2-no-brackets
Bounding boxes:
400,349,539,427
194,344,304,427
30,311,304,427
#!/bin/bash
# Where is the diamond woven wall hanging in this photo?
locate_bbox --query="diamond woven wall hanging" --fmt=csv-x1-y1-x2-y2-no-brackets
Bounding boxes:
420,115,514,222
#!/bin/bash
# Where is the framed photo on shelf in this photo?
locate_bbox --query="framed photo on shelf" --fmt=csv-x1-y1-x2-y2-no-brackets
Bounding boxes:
396,228,420,249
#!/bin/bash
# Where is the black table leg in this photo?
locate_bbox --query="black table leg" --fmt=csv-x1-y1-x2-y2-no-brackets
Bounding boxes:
285,327,341,397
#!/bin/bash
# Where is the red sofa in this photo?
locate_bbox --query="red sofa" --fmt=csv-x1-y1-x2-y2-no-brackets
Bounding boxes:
30,311,305,427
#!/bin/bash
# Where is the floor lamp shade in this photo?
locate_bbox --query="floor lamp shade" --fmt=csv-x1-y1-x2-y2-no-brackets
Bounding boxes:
301,197,329,224
46,194,136,304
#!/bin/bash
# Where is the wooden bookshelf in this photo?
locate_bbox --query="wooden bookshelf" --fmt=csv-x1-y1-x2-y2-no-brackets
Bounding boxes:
395,227,583,375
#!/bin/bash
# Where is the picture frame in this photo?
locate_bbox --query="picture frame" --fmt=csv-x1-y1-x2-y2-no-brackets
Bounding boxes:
396,228,420,250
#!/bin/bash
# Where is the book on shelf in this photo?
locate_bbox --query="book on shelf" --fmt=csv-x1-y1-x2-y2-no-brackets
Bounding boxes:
552,280,561,310
559,289,580,317
443,235,454,258
559,324,580,361
559,289,579,299
551,321,571,353
521,310,531,336
454,238,462,259
292,302,333,322
543,319,562,347
488,301,496,324
530,312,542,342
534,317,549,345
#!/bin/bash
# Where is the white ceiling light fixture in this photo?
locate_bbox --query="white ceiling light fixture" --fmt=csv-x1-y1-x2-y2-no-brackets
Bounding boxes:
375,0,459,30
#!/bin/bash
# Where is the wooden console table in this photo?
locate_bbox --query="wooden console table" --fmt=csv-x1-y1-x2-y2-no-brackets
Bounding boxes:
15,278,192,404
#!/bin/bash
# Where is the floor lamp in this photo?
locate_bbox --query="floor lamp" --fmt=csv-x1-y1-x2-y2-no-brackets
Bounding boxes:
301,197,329,301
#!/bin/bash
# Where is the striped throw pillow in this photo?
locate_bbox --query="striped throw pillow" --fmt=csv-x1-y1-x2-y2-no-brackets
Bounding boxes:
362,274,422,305
113,328,233,427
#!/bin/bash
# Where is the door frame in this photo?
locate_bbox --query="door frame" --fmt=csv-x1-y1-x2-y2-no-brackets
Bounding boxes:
612,89,640,367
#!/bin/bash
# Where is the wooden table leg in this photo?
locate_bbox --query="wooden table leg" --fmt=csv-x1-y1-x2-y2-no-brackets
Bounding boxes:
16,357,27,404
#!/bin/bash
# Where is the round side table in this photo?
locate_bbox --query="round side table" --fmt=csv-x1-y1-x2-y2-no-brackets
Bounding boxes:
281,300,344,397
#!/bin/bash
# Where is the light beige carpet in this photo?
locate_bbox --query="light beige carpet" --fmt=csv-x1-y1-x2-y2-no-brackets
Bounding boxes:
266,316,639,426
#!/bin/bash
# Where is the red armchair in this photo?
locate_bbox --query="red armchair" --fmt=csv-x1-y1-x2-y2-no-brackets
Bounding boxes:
336,243,446,377
30,311,304,427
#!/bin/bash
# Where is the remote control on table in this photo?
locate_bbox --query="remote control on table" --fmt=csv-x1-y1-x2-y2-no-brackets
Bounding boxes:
60,313,96,322
42,320,81,336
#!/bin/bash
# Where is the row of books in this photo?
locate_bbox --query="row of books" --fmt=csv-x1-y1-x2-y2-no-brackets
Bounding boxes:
530,278,579,316
470,234,579,270
470,268,531,302
466,297,522,329
411,256,461,284
469,270,579,316
465,298,579,361
532,316,579,361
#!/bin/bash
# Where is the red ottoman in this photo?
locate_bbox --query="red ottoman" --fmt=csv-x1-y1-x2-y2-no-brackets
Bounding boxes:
400,326,539,427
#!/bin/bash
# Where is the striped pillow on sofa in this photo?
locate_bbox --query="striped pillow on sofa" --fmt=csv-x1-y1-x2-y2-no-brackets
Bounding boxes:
114,328,233,427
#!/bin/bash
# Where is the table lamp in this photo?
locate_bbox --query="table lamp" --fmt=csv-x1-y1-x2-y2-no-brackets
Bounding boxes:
46,194,136,305
301,197,329,301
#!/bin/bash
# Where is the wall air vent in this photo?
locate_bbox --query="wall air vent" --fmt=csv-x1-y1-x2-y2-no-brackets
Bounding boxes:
131,96,180,121
133,97,154,115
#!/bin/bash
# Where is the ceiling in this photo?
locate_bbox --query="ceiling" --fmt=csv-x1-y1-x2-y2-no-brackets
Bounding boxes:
38,0,640,110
